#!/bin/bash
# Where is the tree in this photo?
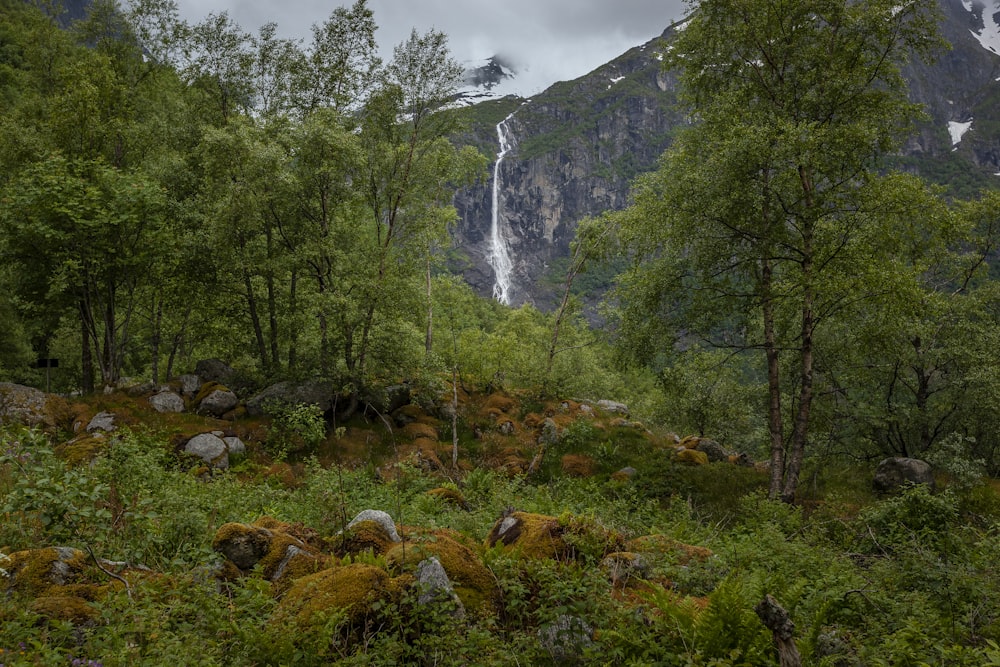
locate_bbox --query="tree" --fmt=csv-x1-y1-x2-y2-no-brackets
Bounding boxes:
612,0,944,501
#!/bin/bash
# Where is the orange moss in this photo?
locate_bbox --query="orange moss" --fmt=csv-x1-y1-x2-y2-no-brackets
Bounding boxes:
561,453,597,477
401,422,438,441
426,487,468,509
628,535,713,565
482,393,516,415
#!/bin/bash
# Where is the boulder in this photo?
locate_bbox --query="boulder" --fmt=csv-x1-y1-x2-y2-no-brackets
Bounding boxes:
0,383,56,427
538,615,594,663
184,433,229,469
596,399,629,416
675,448,709,465
873,457,935,493
346,510,401,543
600,551,649,587
194,359,237,386
223,436,246,459
362,383,411,416
414,557,466,618
149,390,185,414
246,380,334,417
85,411,116,433
694,438,729,463
176,374,202,397
198,388,239,417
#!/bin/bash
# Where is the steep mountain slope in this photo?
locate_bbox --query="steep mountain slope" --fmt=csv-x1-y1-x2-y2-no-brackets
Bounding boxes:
451,0,1000,311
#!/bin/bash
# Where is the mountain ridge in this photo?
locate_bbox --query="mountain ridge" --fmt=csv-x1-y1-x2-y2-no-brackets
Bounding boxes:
450,0,1000,311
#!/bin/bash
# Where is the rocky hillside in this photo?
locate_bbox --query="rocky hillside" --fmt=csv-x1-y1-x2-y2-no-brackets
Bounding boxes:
451,0,1000,310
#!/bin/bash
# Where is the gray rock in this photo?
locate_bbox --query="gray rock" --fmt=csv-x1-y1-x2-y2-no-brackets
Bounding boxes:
149,390,185,414
600,552,648,585
874,457,935,493
614,466,638,479
199,389,239,417
414,557,466,618
246,380,334,417
539,418,560,446
596,399,629,416
346,510,401,543
215,525,272,570
538,615,594,663
194,359,237,386
0,383,51,427
177,374,202,397
695,439,729,463
86,411,116,433
185,433,229,469
223,436,246,459
363,383,411,416
499,420,515,435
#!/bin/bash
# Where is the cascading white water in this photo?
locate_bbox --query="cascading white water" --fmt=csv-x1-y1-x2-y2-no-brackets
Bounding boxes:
489,113,516,305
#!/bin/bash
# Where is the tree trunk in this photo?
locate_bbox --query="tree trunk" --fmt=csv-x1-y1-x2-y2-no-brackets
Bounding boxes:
80,301,94,394
243,267,269,371
425,258,433,357
150,295,162,384
288,269,298,372
763,259,785,500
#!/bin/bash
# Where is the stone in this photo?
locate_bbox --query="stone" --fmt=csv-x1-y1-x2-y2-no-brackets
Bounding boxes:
176,374,202,397
194,359,236,386
346,510,401,543
246,380,334,417
539,418,560,446
414,557,466,618
695,438,729,463
537,615,594,663
185,433,229,469
223,436,246,459
149,390,185,414
873,457,935,493
86,411,116,433
0,383,50,427
596,399,629,415
199,388,239,417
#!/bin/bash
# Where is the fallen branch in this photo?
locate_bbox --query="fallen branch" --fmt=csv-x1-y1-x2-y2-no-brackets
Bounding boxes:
86,544,132,600
754,594,801,667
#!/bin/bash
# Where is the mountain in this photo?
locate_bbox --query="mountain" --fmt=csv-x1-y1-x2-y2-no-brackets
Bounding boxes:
450,0,1000,312
452,55,522,106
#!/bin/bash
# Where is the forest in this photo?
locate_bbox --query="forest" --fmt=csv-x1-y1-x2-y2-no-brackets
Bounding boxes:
2,0,1000,664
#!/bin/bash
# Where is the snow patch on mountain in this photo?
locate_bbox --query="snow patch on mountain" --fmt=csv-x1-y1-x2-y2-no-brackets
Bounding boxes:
962,0,1000,55
949,119,974,146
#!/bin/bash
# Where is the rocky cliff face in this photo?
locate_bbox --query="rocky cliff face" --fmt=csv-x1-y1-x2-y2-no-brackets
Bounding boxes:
451,1,1000,311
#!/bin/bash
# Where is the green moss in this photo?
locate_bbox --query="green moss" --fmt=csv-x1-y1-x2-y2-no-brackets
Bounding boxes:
5,547,87,595
676,448,709,466
29,594,98,623
384,529,497,615
486,512,569,560
274,564,407,632
331,520,396,558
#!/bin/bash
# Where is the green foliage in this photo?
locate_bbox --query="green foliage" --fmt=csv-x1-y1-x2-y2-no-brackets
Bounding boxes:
265,401,327,458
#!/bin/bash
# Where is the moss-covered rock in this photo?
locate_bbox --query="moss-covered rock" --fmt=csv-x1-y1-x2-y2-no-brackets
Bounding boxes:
29,594,99,624
384,529,497,615
675,448,709,465
4,547,89,595
486,511,570,560
272,563,408,633
332,519,397,558
426,486,470,510
212,517,326,589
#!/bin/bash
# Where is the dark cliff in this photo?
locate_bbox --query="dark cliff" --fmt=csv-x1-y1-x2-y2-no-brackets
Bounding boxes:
451,1,1000,311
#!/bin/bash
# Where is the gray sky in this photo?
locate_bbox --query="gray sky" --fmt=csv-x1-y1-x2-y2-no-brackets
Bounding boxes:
171,0,689,95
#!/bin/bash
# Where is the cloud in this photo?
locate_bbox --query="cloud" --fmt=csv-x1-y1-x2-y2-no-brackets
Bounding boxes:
169,0,687,94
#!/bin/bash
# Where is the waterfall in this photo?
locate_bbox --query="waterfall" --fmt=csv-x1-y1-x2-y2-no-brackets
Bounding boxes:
489,113,516,305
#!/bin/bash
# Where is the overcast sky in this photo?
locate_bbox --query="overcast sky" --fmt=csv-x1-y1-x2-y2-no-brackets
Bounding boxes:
171,0,689,95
